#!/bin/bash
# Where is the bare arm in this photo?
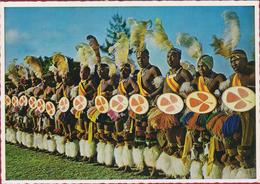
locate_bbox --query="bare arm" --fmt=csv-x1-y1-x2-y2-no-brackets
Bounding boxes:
128,78,139,96
149,66,163,99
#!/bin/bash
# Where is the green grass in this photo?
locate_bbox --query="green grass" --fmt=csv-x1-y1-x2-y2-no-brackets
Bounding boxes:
6,143,151,180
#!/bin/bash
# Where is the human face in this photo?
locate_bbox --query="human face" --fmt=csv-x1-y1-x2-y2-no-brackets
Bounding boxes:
137,51,149,69
121,66,131,79
167,50,180,68
197,62,210,76
80,67,89,80
230,55,247,73
98,65,109,79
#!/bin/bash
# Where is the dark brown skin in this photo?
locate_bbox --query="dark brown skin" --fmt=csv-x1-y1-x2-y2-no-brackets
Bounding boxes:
97,64,115,100
136,50,163,99
230,57,255,89
163,49,192,156
119,64,139,97
192,63,226,93
163,49,193,93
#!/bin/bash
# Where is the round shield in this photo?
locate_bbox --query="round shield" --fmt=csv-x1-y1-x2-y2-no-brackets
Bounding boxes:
157,93,184,115
95,95,109,113
129,94,149,115
59,97,70,112
109,95,129,113
46,101,56,117
73,95,87,111
37,99,46,113
222,86,255,112
5,95,11,106
29,96,37,109
19,95,28,107
186,91,217,114
12,96,18,107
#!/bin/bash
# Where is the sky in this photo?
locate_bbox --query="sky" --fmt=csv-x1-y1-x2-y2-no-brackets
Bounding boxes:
5,6,255,77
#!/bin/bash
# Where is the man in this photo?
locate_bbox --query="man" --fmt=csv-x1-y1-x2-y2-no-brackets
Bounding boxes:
77,65,97,162
182,54,227,179
154,48,193,178
133,48,163,177
222,49,255,170
114,63,139,172
89,63,116,166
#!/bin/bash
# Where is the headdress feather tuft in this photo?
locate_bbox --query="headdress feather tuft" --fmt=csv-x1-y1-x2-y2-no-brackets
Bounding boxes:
211,11,240,58
24,56,43,79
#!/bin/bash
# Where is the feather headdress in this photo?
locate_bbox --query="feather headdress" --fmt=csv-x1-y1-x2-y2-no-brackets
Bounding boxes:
211,11,240,58
128,18,152,53
86,35,101,64
51,52,69,77
176,32,202,60
6,59,19,87
24,56,43,79
147,18,173,52
101,56,117,77
76,43,98,67
108,32,129,69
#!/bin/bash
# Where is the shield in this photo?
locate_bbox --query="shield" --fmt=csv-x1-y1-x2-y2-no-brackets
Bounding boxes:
222,86,255,112
12,96,18,107
37,99,46,113
157,93,184,115
73,95,87,111
19,95,28,107
29,96,37,109
46,101,56,117
5,95,11,106
109,95,128,113
59,97,70,112
129,94,149,115
186,91,217,114
95,95,109,113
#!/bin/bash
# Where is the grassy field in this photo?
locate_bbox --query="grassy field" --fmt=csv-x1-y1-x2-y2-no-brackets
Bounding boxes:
5,143,151,180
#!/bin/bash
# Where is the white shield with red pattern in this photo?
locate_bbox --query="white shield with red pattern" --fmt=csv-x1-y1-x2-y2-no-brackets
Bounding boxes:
19,95,28,107
129,94,149,115
109,95,128,113
73,95,87,111
186,91,217,114
59,97,70,112
29,96,37,109
37,99,46,113
12,96,19,107
46,101,56,117
222,86,255,112
5,95,11,106
95,95,109,113
157,93,184,115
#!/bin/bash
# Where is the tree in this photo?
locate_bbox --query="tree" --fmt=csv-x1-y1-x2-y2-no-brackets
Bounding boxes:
100,14,131,55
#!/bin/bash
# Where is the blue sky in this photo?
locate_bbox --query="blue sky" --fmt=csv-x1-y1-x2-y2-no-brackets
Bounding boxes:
5,6,255,77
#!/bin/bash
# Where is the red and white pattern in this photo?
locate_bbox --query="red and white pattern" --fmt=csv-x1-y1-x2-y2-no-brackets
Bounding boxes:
129,94,149,115
37,99,46,113
73,95,87,111
186,91,217,114
19,95,28,107
109,95,128,113
222,86,255,112
46,101,56,117
5,95,11,106
157,93,184,114
95,95,109,113
59,97,70,112
29,96,37,109
12,96,19,107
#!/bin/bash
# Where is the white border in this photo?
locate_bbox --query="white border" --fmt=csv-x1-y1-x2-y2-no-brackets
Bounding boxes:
0,1,259,183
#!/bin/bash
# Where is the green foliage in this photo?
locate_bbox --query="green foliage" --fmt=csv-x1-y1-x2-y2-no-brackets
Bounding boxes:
6,144,150,180
101,14,131,55
38,56,53,74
